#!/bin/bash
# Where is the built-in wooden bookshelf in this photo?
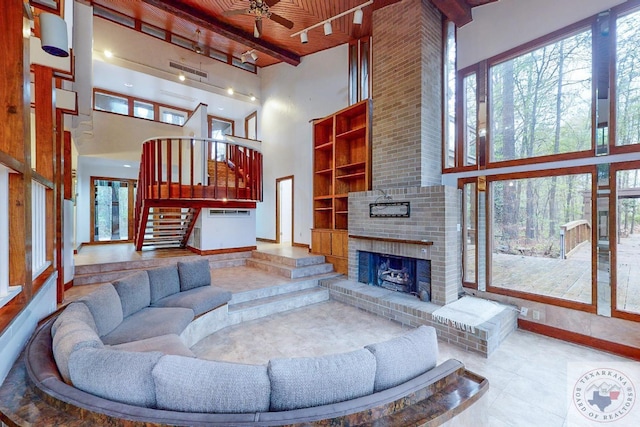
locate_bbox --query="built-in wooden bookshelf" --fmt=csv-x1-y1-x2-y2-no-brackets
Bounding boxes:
311,99,371,273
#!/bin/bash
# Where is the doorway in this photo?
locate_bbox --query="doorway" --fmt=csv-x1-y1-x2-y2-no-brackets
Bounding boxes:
90,177,136,242
276,176,293,245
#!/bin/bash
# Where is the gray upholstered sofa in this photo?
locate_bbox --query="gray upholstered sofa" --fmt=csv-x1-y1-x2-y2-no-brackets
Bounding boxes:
41,258,475,425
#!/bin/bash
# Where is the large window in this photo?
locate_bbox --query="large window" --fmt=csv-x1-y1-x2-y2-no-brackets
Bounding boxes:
489,172,593,304
94,89,189,126
616,9,640,147
490,29,592,162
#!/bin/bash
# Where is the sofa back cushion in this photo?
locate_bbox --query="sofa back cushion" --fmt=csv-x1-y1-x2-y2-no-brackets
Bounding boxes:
267,349,376,411
79,284,123,336
147,265,180,303
113,271,151,317
365,325,438,392
69,347,162,408
153,355,271,413
177,259,211,291
52,319,103,383
51,302,98,337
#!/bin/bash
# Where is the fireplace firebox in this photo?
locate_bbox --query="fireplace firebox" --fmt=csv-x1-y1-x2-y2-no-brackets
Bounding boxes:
358,251,431,300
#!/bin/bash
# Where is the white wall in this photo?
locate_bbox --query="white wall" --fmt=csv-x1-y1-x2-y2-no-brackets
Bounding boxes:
182,103,209,184
190,209,256,251
457,0,626,69
258,45,349,244
86,111,184,161
0,273,56,384
75,156,140,246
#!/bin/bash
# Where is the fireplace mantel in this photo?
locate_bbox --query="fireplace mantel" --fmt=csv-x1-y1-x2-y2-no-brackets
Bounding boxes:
349,235,433,246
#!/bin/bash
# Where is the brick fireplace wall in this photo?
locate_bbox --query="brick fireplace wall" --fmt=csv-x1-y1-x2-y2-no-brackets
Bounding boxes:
348,186,460,305
347,0,460,306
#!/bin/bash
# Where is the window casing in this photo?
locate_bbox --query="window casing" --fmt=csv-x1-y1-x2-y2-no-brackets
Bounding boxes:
93,89,190,126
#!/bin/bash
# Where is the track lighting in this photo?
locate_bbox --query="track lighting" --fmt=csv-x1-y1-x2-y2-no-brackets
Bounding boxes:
353,8,363,25
290,1,372,44
323,21,332,36
241,50,258,63
241,53,247,63
250,51,258,61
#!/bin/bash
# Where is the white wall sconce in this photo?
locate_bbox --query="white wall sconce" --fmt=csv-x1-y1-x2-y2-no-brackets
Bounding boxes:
39,12,69,57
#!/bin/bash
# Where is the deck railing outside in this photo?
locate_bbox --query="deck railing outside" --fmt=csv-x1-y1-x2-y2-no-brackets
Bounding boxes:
560,219,591,259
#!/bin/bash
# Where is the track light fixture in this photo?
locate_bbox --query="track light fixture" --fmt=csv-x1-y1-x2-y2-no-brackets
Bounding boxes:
240,49,258,63
192,29,203,54
290,1,372,43
353,8,363,25
323,21,332,36
250,51,258,61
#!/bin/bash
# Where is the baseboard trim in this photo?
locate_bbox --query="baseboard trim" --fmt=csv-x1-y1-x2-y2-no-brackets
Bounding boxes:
518,319,640,361
256,237,277,243
186,245,257,256
292,242,309,250
64,280,73,291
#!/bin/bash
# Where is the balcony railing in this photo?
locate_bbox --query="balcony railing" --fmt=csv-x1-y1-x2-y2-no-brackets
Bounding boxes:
560,219,591,259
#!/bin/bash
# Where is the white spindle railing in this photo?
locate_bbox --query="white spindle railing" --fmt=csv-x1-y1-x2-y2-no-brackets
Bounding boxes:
31,180,49,278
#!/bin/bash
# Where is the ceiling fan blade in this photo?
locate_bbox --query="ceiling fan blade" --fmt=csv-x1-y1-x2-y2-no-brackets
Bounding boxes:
222,9,248,16
254,19,263,38
269,12,294,29
264,0,281,7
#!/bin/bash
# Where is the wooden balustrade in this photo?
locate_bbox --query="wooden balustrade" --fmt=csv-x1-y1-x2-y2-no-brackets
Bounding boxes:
560,219,591,259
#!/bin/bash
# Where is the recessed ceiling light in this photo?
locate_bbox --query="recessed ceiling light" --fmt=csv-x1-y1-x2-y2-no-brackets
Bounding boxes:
123,164,131,168
218,107,224,111
104,49,113,58
124,83,133,88
250,94,256,102
227,88,234,95
178,73,186,81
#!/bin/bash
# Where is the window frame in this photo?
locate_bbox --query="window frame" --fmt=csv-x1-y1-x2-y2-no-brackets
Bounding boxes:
93,88,190,126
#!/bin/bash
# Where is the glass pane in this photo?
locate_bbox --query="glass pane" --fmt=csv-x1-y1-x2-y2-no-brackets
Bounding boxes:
160,107,186,126
616,9,640,147
490,29,592,161
349,43,358,105
141,24,165,40
463,182,477,283
616,169,640,314
171,34,193,50
490,173,593,304
209,49,228,63
94,92,128,115
360,40,370,100
94,6,135,27
133,101,154,120
463,74,477,166
94,180,129,241
445,22,456,169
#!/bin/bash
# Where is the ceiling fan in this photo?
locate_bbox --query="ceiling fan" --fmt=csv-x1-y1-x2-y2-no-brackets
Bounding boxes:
223,0,294,38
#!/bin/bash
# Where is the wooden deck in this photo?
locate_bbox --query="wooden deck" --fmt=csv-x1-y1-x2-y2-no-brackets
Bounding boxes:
491,233,640,314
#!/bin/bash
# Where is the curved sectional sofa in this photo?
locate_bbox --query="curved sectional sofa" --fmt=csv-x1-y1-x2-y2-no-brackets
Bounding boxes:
26,258,486,426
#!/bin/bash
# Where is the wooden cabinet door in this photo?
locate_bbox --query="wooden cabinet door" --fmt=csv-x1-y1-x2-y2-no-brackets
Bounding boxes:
331,230,347,257
311,229,332,255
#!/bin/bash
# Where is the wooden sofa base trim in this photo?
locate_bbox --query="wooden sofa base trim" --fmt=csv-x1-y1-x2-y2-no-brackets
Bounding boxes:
25,316,489,427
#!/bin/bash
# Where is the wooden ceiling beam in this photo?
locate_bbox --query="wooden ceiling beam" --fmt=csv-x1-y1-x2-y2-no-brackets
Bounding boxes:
430,0,473,27
141,0,301,66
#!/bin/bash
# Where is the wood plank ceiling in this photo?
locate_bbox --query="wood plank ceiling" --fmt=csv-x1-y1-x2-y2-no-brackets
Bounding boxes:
91,0,496,67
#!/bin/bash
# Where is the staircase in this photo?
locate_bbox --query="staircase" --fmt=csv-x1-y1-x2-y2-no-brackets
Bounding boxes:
138,207,198,249
227,250,339,324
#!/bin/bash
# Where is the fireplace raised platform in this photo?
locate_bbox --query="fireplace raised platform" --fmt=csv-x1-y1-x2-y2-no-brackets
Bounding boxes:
320,277,518,357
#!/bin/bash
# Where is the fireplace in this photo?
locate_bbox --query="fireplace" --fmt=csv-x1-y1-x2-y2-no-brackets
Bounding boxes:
358,251,431,300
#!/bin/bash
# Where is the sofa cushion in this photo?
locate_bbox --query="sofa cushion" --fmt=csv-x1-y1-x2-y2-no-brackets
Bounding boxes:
110,334,195,357
52,319,103,383
78,284,123,337
153,355,271,413
267,349,376,411
112,271,151,318
365,325,438,392
152,286,231,316
147,265,180,304
51,302,98,337
101,307,194,346
69,347,162,408
177,259,211,291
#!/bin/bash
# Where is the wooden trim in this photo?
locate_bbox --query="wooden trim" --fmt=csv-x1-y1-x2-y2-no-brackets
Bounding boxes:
518,319,640,361
186,245,256,256
89,177,138,243
372,0,403,11
93,87,190,123
208,114,235,137
348,235,434,246
0,151,26,174
244,111,257,140
486,285,597,313
275,175,294,245
64,280,73,291
292,242,310,250
256,237,277,244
